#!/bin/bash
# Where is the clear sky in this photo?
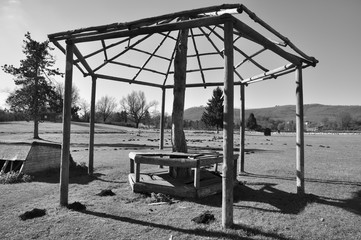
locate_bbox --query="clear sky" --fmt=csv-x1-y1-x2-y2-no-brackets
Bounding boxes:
1,0,360,115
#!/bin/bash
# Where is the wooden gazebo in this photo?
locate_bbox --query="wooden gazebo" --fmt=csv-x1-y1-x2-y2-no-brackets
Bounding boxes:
48,4,318,228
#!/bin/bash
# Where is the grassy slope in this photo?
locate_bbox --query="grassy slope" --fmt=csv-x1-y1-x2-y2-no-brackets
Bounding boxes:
184,104,361,123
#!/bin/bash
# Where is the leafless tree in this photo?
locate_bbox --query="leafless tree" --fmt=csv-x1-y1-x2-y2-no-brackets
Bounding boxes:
120,90,157,128
79,98,90,122
96,95,117,123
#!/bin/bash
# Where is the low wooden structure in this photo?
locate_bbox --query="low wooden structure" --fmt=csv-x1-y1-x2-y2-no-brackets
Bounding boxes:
0,141,61,174
48,4,318,228
129,151,238,198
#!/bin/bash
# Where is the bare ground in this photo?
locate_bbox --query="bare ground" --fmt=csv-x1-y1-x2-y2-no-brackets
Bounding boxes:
0,121,360,240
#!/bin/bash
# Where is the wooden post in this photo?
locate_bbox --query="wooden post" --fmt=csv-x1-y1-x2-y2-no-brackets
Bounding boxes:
239,84,245,173
170,27,190,178
60,41,74,206
159,88,166,150
88,76,97,175
295,65,305,195
222,19,234,229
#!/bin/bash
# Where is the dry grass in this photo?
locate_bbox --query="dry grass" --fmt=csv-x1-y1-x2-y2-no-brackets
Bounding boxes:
0,121,360,239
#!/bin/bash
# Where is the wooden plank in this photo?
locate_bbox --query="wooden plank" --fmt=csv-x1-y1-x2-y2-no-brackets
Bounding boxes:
95,73,163,88
135,162,140,182
1,160,9,172
129,159,134,173
135,156,197,168
159,88,166,150
190,29,206,86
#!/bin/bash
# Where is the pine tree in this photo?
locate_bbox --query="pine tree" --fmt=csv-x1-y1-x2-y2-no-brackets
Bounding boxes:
201,87,224,133
247,113,258,130
2,32,62,139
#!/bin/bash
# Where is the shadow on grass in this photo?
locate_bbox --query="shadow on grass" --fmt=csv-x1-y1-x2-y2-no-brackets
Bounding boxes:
196,183,316,215
80,209,292,240
238,172,361,216
241,172,361,187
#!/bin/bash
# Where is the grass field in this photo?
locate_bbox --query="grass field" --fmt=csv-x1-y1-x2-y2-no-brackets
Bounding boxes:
0,121,360,240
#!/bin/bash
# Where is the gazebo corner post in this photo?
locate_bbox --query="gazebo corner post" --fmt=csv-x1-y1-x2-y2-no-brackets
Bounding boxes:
295,65,305,195
159,87,166,150
88,75,97,175
222,19,234,229
239,83,245,173
60,40,74,207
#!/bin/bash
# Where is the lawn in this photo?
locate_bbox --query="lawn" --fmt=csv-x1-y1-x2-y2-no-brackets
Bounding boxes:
0,121,360,239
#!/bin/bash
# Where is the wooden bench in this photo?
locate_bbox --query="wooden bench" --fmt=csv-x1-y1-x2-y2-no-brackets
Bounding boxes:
129,151,238,191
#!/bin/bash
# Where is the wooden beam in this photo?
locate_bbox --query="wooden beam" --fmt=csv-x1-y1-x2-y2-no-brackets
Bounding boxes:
132,32,171,81
131,47,171,61
74,37,132,64
110,61,166,76
159,88,166,150
295,65,305,195
101,40,108,61
52,41,87,76
73,45,94,76
239,4,318,65
92,34,153,73
241,63,295,84
232,18,302,65
94,73,163,88
222,20,234,229
48,4,241,41
239,84,245,173
71,15,227,43
204,25,268,72
88,76,97,175
60,41,74,207
190,29,206,87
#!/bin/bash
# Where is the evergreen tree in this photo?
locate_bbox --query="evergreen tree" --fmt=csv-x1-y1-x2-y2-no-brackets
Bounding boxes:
201,87,224,133
2,32,62,139
246,113,258,130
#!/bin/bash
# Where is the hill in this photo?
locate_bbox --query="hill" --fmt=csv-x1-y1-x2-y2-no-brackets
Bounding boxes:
184,104,361,123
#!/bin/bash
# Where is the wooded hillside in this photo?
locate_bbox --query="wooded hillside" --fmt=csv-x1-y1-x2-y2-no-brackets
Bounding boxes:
184,104,361,123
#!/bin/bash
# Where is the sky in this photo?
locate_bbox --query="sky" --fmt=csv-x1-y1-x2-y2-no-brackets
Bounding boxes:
1,0,360,115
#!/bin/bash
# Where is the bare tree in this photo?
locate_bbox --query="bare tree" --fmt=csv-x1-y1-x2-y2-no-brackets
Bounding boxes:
79,98,90,122
96,96,117,123
120,90,157,128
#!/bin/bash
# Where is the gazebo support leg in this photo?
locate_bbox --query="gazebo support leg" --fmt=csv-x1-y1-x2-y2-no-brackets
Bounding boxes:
60,41,74,207
239,84,245,173
296,65,305,195
88,76,97,175
222,19,234,229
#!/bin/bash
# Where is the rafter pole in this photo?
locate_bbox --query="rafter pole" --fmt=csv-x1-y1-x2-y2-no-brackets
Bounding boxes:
132,32,171,81
190,29,206,87
295,65,305,195
60,41,74,207
198,26,243,81
88,76,97,175
222,18,234,229
92,34,153,73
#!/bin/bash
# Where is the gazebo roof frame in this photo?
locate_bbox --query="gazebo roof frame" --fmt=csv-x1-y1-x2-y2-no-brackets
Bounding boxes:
48,4,318,89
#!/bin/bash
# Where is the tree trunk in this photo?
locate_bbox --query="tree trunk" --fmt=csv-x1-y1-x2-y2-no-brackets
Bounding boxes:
170,28,190,179
33,74,40,139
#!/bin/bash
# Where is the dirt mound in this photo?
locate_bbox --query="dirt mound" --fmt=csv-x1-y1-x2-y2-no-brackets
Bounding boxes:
191,211,215,224
97,189,115,196
19,208,46,220
67,201,86,211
